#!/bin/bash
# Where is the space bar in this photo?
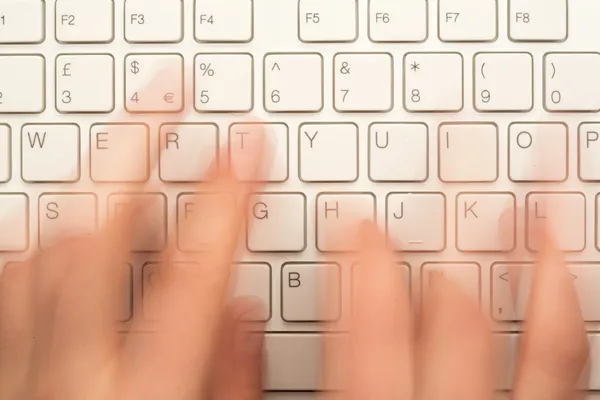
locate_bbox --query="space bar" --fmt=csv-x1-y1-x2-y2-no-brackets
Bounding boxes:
266,334,600,391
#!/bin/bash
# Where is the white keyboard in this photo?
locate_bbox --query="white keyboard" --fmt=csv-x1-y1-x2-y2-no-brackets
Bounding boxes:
3,0,600,397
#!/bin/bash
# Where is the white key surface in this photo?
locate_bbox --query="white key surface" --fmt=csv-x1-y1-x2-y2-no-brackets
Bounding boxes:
0,0,44,43
264,53,323,112
334,53,393,112
0,125,10,183
233,262,271,321
526,192,586,252
194,53,253,112
195,0,253,42
125,54,183,113
579,123,600,181
544,53,600,112
474,52,533,112
281,262,340,322
368,0,428,42
438,0,497,42
299,0,356,42
456,193,516,252
125,0,183,43
386,193,446,252
509,0,568,42
422,262,481,303
55,0,114,43
439,123,498,182
38,193,97,249
403,53,463,112
21,124,80,183
247,193,306,252
159,123,218,182
509,123,568,182
0,55,45,114
55,54,115,113
0,194,28,252
299,123,358,182
368,123,428,182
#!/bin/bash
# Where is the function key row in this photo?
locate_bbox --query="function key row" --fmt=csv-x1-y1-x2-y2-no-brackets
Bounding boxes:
1,51,596,114
0,0,568,44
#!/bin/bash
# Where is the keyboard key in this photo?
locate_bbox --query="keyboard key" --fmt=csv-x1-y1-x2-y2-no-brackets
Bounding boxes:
387,193,445,252
159,123,218,182
544,52,600,112
247,193,306,252
509,0,568,42
474,52,533,112
438,0,497,42
194,0,253,42
55,0,114,43
492,262,600,322
299,0,357,42
456,193,516,252
21,124,80,183
597,195,600,251
281,262,340,322
0,55,45,114
353,262,410,295
316,192,376,252
264,53,323,112
124,0,183,43
299,123,358,183
368,123,428,182
579,123,600,181
509,122,568,182
38,193,97,250
107,193,167,252
403,52,463,112
194,53,253,112
90,124,150,183
334,53,393,112
368,0,427,42
0,0,44,43
0,125,10,183
125,54,183,113
439,123,498,182
232,262,271,321
0,194,29,252
55,54,115,113
421,262,481,303
526,192,586,252
229,123,288,182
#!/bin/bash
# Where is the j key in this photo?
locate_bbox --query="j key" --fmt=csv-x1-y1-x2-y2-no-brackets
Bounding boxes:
0,0,44,43
369,0,428,42
438,0,497,42
125,54,183,113
21,124,80,183
38,193,97,250
299,0,357,42
0,194,29,252
0,55,45,114
195,0,253,42
125,0,183,43
264,53,323,112
0,125,10,182
194,53,254,112
526,192,586,252
247,193,306,252
544,52,600,112
334,53,393,112
456,193,516,252
422,262,481,303
509,0,568,42
439,123,498,182
474,52,533,112
386,193,446,252
579,123,600,181
56,54,115,113
159,123,219,182
55,0,114,43
299,123,358,183
509,123,568,182
403,53,463,112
